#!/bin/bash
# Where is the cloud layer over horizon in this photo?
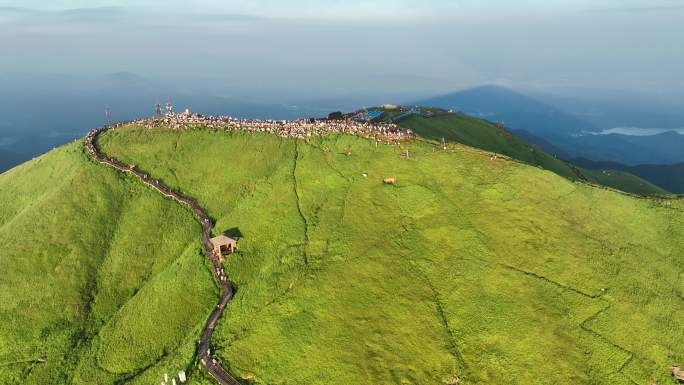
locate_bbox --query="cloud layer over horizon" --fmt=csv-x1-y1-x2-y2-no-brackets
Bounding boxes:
4,0,684,17
0,0,683,103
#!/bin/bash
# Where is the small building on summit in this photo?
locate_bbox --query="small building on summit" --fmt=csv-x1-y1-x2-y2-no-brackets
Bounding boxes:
209,235,237,261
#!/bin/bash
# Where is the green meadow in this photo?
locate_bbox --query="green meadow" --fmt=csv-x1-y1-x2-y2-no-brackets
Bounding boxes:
0,120,682,385
397,113,669,195
0,143,216,385
90,125,682,385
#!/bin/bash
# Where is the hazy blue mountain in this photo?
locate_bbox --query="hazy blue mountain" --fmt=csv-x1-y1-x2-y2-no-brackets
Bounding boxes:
566,131,684,165
526,88,684,130
510,129,573,159
415,85,597,140
500,128,684,193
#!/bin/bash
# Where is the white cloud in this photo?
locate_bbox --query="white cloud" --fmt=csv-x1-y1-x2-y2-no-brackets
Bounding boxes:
0,0,682,98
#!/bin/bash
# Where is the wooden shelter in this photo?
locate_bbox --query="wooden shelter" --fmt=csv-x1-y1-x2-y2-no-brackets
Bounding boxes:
210,235,237,262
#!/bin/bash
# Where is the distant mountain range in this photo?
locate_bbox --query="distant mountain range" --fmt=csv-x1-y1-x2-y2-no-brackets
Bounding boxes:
567,131,684,166
571,158,684,194
415,85,684,165
394,110,669,195
416,85,597,140
2,77,683,193
527,88,684,130
414,85,684,193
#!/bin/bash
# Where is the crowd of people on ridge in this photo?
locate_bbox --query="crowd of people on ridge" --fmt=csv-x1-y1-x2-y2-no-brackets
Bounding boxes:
120,110,415,143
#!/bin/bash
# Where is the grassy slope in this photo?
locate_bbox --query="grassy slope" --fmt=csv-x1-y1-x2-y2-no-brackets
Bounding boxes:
580,168,670,196
572,158,684,194
99,126,684,385
0,142,216,385
610,163,684,195
397,113,669,195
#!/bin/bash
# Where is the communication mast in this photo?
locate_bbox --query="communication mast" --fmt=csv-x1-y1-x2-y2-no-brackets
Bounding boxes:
166,101,174,115
155,102,162,117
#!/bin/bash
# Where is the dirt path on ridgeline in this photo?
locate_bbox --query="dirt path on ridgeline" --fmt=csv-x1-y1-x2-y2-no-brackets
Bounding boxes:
85,126,242,385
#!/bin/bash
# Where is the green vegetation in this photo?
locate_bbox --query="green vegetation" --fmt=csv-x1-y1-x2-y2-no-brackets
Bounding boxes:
0,142,216,385
396,112,669,195
572,158,684,194
87,125,681,385
1,122,681,385
580,168,670,196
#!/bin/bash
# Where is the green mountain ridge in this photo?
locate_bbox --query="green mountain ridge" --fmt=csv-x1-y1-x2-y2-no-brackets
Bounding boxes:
390,109,670,196
572,158,684,194
413,85,684,166
1,120,683,385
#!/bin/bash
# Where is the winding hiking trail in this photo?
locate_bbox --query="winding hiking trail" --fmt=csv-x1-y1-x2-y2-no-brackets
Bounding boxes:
82,122,661,385
85,126,242,385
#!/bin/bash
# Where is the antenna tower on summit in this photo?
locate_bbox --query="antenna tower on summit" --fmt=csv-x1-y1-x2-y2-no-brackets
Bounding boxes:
155,102,162,117
166,101,174,115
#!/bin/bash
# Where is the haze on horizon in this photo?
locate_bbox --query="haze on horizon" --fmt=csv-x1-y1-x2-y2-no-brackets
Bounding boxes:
1,0,683,103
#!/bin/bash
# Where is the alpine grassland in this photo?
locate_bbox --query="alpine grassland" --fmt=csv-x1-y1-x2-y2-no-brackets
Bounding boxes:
396,113,669,195
83,124,683,385
0,142,217,385
580,168,671,196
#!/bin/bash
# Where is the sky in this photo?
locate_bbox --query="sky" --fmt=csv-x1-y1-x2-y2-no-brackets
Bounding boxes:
5,0,684,17
0,0,683,103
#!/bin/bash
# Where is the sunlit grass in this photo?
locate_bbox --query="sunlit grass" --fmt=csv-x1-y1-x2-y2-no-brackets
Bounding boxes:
0,142,215,385
398,113,669,195
0,125,681,384
97,126,683,385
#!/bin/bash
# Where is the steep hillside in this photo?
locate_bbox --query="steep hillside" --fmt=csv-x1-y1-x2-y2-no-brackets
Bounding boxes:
397,113,578,178
415,86,684,166
396,113,669,195
90,125,683,385
573,158,684,194
579,168,671,196
0,143,217,385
